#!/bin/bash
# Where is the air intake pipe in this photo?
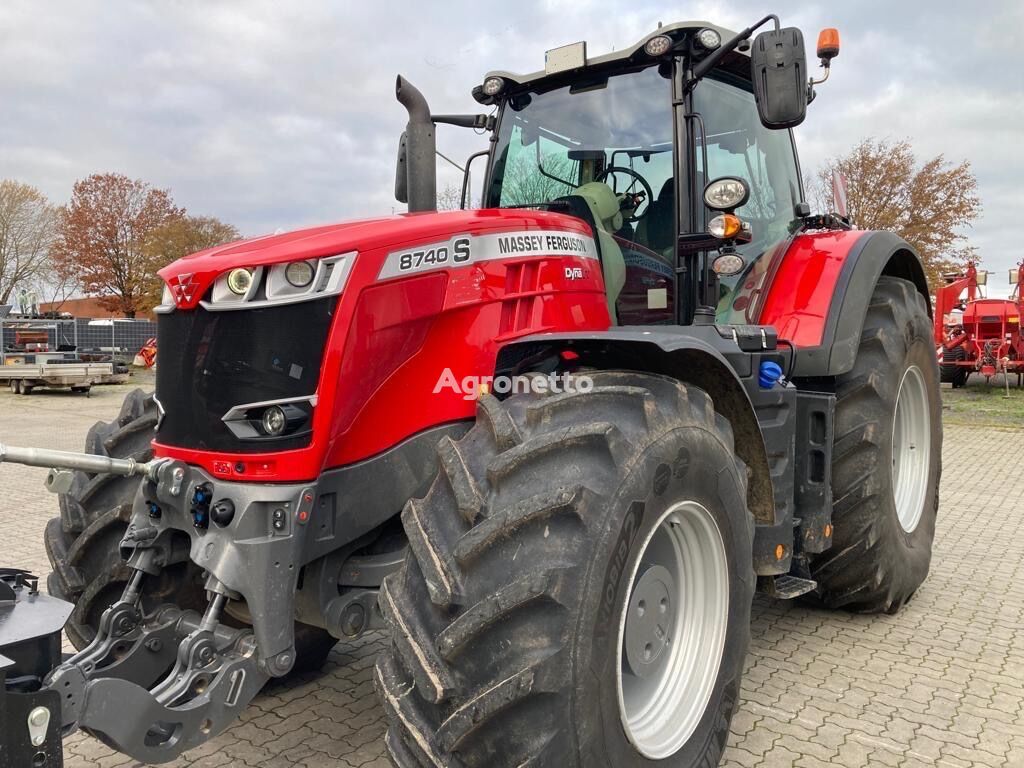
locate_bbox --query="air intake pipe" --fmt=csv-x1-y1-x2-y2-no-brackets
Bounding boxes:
395,76,437,212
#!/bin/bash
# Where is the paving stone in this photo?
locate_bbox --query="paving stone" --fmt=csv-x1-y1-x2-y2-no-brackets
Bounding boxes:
3,389,1021,767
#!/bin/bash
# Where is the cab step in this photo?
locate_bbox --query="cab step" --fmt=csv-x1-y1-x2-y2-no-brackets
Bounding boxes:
757,574,818,599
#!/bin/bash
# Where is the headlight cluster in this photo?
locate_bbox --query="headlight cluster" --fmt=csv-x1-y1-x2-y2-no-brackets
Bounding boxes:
202,252,355,311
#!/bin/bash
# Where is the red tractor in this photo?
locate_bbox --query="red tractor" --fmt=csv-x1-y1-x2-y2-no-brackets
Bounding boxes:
1,16,942,768
936,260,1024,386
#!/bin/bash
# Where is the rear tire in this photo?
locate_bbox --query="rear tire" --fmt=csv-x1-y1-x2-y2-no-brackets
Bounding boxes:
44,389,335,673
939,345,968,388
809,277,942,613
376,372,754,767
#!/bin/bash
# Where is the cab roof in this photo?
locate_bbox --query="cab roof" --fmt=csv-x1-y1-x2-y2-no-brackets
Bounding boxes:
482,21,744,93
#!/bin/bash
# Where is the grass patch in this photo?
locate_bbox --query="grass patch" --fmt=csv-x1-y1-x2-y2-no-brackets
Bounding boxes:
942,376,1024,428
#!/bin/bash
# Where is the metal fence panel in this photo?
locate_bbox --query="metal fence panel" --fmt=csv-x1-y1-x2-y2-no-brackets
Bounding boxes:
2,317,158,363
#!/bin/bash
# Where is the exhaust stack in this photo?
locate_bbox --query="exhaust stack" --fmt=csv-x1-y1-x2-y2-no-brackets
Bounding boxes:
395,75,437,212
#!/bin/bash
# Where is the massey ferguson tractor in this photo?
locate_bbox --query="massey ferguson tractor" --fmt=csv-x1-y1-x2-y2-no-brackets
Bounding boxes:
0,15,942,768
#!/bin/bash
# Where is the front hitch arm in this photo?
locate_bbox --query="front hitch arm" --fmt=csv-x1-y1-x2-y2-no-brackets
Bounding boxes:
45,570,268,763
2,442,304,762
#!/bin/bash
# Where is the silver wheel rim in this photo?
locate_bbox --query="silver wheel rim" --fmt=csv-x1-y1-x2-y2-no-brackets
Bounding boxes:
892,365,931,533
616,500,729,758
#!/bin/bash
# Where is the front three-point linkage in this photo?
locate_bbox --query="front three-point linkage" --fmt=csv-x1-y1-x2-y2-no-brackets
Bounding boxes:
0,443,269,764
45,565,268,763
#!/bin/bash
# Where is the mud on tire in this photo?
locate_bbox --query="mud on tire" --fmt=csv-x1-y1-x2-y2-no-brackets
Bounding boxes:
376,371,755,767
809,277,942,613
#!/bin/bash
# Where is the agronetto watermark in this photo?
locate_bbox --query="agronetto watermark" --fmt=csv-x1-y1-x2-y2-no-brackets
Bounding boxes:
433,368,593,401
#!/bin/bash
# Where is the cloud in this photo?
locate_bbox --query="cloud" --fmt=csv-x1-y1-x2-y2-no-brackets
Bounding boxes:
1,0,1020,292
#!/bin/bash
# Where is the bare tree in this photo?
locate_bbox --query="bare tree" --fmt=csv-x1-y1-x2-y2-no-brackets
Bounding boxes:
436,184,465,212
499,155,576,206
0,180,58,306
809,138,980,290
26,261,82,314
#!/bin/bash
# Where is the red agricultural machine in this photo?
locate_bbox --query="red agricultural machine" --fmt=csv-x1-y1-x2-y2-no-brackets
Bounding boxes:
936,260,1024,386
2,15,942,768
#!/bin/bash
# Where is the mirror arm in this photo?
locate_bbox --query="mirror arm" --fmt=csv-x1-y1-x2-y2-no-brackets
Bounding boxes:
689,14,779,85
461,150,490,209
433,114,496,131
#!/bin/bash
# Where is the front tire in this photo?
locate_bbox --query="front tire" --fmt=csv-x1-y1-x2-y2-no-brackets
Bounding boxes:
810,277,942,613
376,372,754,767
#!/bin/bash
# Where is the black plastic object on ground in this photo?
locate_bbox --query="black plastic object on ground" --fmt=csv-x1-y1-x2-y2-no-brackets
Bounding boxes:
0,568,72,768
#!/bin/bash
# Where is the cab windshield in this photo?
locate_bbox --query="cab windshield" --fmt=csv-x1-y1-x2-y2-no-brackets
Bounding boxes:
485,65,676,255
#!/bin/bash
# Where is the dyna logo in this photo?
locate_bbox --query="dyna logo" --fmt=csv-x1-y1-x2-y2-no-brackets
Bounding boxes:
565,267,585,280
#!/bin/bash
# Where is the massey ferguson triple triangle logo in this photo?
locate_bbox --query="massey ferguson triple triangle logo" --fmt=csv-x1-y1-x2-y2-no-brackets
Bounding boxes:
170,273,199,305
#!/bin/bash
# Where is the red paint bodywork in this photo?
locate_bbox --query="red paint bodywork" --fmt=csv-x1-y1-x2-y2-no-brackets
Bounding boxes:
154,210,891,483
154,209,610,481
718,229,867,347
935,261,1024,378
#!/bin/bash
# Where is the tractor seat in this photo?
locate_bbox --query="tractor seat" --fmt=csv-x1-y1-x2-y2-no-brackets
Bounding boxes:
552,182,626,323
636,177,676,254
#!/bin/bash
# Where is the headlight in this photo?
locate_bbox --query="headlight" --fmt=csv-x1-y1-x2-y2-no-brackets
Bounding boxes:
644,34,673,57
697,28,722,50
482,76,505,96
712,252,746,276
285,260,315,288
261,405,287,436
226,267,254,295
703,177,750,211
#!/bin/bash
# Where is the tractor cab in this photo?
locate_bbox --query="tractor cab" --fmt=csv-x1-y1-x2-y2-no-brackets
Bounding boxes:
399,17,839,326
479,24,806,325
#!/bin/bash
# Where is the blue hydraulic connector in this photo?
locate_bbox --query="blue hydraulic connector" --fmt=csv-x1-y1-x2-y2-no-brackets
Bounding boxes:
758,361,784,389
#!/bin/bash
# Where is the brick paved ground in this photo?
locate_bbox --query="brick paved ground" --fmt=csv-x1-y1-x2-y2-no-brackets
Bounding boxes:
2,381,1022,767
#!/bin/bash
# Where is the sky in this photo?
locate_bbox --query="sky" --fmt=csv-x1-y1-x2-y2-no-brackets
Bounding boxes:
2,0,1022,297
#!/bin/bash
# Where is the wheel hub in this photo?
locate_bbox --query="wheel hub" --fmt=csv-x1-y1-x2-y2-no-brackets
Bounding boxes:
891,364,931,533
616,501,730,759
623,565,675,678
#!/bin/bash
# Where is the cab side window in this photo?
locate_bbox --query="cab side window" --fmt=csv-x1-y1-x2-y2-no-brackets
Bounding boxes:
694,76,802,257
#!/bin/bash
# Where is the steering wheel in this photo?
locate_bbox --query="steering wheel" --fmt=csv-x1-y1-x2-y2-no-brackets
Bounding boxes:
596,166,654,223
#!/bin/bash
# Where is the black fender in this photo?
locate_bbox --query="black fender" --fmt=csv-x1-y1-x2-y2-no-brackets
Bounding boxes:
495,326,785,570
793,230,930,378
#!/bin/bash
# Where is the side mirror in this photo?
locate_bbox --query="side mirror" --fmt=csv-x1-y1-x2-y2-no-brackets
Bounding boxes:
750,27,808,129
394,131,408,204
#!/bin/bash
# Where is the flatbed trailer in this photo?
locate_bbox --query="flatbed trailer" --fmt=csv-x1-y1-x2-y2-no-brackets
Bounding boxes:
0,361,115,395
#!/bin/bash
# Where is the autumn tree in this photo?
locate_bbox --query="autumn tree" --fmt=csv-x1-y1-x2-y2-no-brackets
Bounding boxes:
52,173,184,317
811,138,980,290
0,180,58,305
146,215,241,268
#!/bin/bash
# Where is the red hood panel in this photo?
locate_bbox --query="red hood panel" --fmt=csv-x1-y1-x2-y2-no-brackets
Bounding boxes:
157,209,592,309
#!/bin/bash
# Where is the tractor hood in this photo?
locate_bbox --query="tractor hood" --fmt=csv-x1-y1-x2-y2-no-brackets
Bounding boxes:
157,207,593,311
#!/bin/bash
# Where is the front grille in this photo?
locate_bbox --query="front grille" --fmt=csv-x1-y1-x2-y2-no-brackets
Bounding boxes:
155,298,336,452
